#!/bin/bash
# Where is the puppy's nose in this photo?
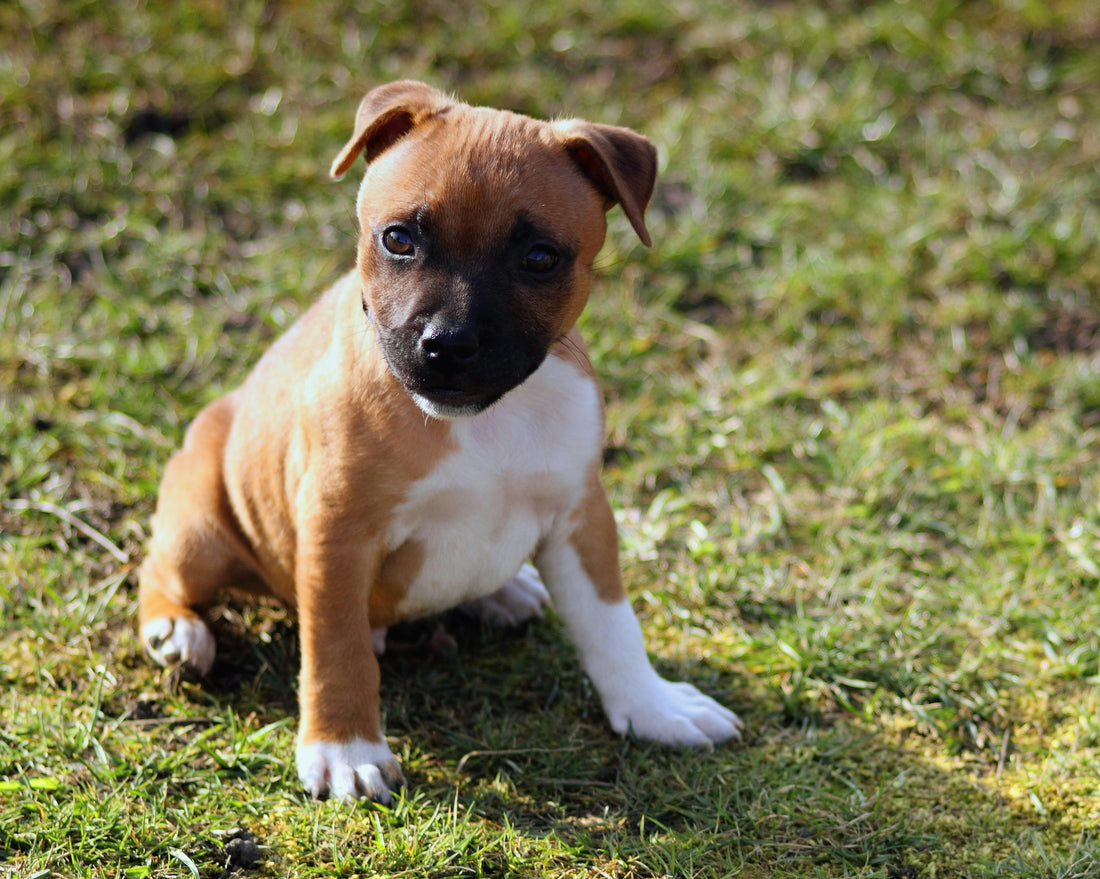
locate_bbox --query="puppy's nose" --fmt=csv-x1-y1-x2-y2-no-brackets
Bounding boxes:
419,325,479,369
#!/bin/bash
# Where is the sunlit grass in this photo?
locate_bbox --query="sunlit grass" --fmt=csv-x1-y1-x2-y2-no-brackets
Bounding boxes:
3,0,1099,876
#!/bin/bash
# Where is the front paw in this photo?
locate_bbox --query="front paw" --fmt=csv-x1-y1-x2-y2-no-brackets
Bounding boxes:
296,737,406,803
606,677,743,747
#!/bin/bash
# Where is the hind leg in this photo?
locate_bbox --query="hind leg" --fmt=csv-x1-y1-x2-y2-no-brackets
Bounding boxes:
139,394,255,676
459,563,550,627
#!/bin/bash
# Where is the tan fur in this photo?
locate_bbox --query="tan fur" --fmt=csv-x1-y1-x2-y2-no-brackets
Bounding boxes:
138,82,657,767
566,471,628,605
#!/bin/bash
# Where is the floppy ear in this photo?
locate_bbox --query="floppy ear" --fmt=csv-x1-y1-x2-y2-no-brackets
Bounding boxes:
554,120,658,247
330,81,450,179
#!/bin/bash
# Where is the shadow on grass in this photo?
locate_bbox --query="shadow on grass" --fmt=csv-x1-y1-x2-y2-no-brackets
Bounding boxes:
141,601,1091,878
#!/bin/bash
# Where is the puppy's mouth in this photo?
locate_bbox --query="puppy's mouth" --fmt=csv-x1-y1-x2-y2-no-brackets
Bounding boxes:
395,358,545,421
408,386,503,420
367,309,548,420
385,356,532,420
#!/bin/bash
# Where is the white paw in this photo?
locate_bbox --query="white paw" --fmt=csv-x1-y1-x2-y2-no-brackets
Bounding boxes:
461,563,550,627
141,616,215,676
371,626,388,656
605,676,743,747
297,737,405,803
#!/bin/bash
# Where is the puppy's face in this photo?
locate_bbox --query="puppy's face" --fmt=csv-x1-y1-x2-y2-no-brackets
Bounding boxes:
354,109,609,419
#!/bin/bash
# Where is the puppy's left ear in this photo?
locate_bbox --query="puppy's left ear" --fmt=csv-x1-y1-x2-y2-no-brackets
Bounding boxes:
555,121,658,247
330,80,450,179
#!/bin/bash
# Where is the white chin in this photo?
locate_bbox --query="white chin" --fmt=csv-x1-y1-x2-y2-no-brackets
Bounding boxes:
410,392,483,421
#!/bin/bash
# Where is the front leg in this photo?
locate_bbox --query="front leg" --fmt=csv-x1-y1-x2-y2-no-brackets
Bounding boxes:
536,481,743,746
294,538,405,802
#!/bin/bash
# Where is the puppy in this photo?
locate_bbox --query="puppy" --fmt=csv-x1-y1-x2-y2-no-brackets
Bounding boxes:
138,81,741,802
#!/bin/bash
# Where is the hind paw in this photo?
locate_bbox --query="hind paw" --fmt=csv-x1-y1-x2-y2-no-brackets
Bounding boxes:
461,564,550,627
141,616,215,676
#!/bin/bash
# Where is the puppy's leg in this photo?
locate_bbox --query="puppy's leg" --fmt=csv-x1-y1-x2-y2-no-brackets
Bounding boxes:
536,479,743,746
139,395,252,676
294,538,405,803
460,563,550,628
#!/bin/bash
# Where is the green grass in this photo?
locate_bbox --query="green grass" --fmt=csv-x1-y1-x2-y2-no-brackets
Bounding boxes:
3,0,1100,875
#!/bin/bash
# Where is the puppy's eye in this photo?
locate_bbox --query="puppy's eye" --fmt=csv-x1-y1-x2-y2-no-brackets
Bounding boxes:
521,245,559,275
382,227,415,257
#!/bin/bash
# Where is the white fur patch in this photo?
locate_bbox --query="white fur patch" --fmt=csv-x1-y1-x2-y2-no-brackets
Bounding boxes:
297,736,405,802
387,355,601,621
409,392,482,421
535,542,743,746
141,616,216,676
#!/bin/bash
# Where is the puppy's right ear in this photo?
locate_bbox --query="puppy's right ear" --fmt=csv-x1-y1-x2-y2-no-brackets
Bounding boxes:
330,81,449,179
554,120,658,247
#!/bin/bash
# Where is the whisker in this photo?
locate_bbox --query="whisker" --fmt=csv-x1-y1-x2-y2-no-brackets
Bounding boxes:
555,333,589,372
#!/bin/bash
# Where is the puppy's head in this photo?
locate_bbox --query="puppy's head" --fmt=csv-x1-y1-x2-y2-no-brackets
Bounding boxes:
332,81,657,419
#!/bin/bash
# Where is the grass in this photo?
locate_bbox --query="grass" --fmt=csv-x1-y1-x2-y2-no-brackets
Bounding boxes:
2,0,1100,875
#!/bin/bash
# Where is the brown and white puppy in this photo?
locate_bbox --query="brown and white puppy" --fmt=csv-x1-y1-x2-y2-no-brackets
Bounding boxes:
138,81,741,802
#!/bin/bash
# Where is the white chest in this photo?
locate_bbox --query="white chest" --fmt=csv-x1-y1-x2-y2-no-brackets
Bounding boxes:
386,355,602,619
